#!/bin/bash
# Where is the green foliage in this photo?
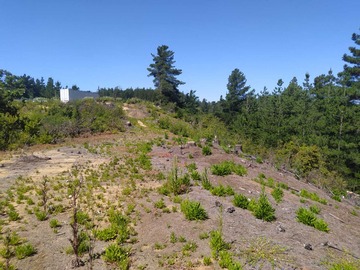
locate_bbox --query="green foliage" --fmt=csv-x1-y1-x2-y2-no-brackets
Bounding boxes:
271,187,284,203
159,159,191,195
182,241,198,256
148,45,184,105
299,189,327,204
201,169,213,190
180,199,208,221
252,188,276,222
209,230,231,259
35,210,47,221
7,209,20,221
309,205,321,214
211,160,247,176
14,244,36,259
103,244,130,269
95,210,130,243
218,251,243,269
94,227,118,241
49,219,61,228
243,237,288,269
154,198,166,209
211,185,235,197
296,207,329,232
233,193,249,209
202,145,212,156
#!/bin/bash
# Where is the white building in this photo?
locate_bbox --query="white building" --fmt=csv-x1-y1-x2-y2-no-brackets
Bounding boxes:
60,88,99,103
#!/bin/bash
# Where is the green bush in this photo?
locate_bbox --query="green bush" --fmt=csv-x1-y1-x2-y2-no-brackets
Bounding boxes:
103,244,130,269
201,169,213,190
94,227,118,241
202,145,212,156
159,160,191,195
309,205,321,214
299,189,327,205
211,161,233,176
154,198,166,209
8,210,20,221
232,163,247,176
180,199,208,221
211,185,235,197
35,210,47,221
209,230,231,259
190,170,201,181
233,193,249,209
211,161,247,176
296,207,329,232
15,244,36,259
49,219,61,228
252,188,276,222
271,187,284,203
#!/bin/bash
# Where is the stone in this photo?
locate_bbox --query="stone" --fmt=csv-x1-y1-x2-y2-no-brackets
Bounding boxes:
304,243,313,250
226,207,235,213
277,224,285,232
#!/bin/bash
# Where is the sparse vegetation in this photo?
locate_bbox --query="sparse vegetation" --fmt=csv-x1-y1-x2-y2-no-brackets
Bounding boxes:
296,207,329,232
252,187,276,222
180,199,208,221
233,193,249,209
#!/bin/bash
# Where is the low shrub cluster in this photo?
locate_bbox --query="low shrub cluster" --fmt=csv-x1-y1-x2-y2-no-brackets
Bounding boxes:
299,189,327,205
180,199,208,220
211,185,235,197
232,188,276,222
296,207,329,232
211,161,247,176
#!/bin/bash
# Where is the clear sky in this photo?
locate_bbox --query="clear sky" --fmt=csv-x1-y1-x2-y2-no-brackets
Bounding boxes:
1,0,359,101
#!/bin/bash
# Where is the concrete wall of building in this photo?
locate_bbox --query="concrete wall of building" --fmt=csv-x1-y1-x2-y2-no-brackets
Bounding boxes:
60,88,99,103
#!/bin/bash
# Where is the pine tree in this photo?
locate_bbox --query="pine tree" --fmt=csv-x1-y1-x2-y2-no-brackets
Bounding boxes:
225,68,250,113
339,29,360,87
147,45,185,106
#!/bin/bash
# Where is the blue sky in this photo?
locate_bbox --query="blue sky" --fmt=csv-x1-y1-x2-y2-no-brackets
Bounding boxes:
1,0,359,101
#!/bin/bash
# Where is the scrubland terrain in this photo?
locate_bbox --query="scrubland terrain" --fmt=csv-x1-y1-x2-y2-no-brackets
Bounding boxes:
0,103,359,270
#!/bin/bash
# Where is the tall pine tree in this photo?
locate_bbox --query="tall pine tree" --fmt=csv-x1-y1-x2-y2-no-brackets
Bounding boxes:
147,45,185,106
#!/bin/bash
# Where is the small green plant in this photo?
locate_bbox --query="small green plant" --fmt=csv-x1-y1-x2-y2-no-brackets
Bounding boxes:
243,237,289,269
154,198,166,209
8,209,20,221
15,244,36,259
186,163,197,171
309,205,321,214
201,169,213,190
211,185,234,197
211,161,247,176
103,244,130,269
182,241,198,256
49,219,61,228
199,231,209,240
170,232,177,243
209,230,231,259
271,186,284,203
180,199,208,221
252,188,276,222
35,210,48,221
154,242,167,250
211,161,233,176
203,256,212,266
202,145,212,156
233,193,249,209
296,207,329,232
299,189,327,205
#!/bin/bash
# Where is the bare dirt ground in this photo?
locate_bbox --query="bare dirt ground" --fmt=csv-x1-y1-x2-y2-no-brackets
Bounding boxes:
0,110,359,270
